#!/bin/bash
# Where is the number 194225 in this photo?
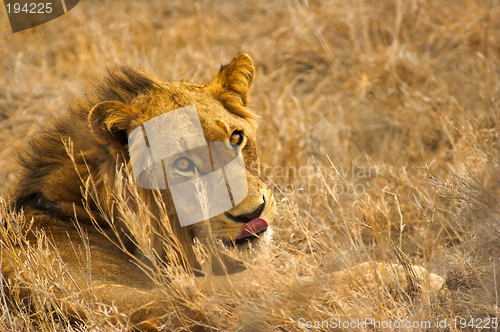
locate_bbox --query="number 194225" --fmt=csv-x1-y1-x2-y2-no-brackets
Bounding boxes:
6,3,53,14
453,317,498,329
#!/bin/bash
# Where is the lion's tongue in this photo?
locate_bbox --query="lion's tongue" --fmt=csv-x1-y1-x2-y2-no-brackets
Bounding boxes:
236,218,268,240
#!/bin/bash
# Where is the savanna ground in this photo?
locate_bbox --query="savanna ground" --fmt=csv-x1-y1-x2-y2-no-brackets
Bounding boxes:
0,0,500,331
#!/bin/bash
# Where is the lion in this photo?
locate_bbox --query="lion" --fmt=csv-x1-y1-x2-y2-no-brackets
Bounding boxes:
2,53,444,331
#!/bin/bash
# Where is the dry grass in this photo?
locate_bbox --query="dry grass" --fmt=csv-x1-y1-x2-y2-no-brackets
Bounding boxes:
0,0,499,330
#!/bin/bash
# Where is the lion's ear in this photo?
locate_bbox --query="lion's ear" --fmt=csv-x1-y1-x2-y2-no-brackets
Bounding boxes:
89,100,138,146
208,52,255,107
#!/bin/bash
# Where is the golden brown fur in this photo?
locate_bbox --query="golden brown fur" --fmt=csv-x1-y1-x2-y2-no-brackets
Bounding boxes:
5,53,277,329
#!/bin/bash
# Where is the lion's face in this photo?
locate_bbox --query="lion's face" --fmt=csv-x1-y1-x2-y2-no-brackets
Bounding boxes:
128,90,276,248
89,53,276,253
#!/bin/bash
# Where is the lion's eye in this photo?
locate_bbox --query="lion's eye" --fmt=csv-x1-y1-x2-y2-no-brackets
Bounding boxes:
230,130,244,146
175,157,193,171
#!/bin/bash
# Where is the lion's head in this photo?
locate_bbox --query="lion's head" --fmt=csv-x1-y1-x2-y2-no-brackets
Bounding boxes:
12,53,276,273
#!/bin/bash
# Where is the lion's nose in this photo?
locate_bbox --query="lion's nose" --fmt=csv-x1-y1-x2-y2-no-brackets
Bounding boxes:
226,197,265,223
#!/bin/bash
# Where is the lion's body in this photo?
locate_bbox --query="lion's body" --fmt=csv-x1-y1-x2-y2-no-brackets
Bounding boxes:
2,53,443,330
